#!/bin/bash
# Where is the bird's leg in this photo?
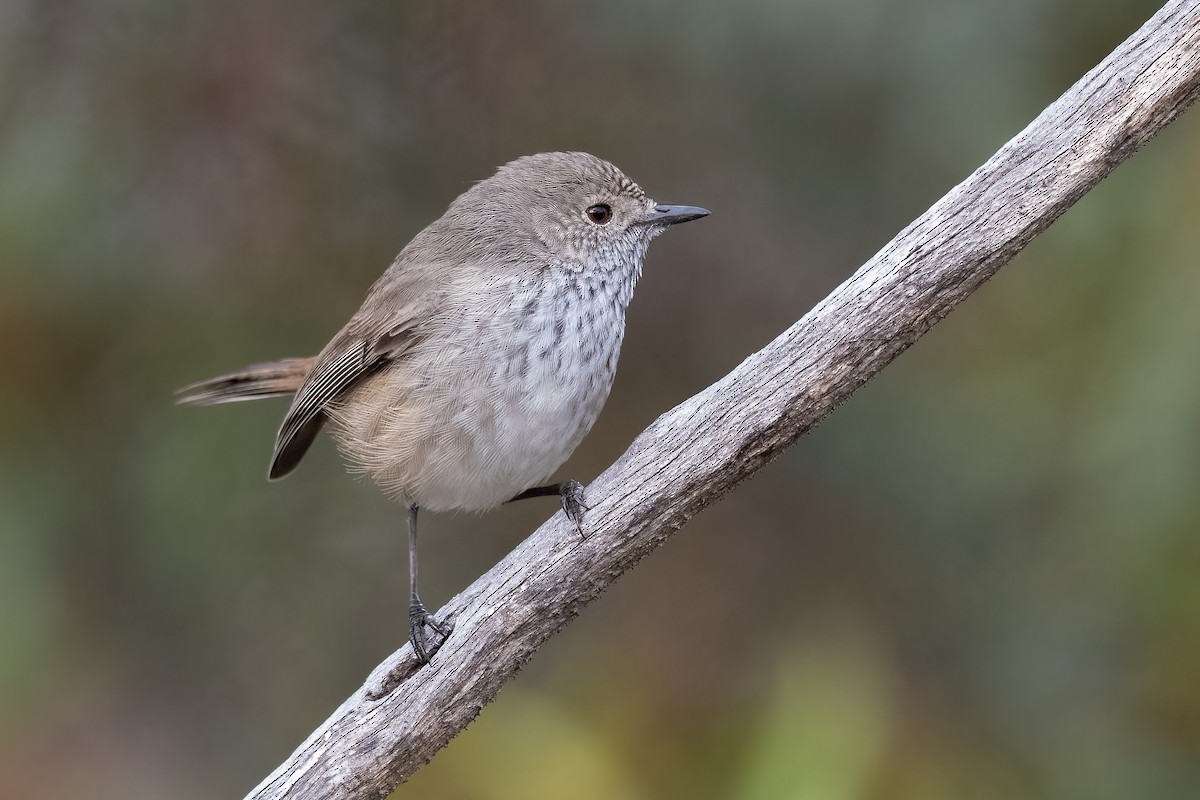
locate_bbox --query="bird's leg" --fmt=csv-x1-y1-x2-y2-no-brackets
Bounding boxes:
407,505,450,664
506,480,589,537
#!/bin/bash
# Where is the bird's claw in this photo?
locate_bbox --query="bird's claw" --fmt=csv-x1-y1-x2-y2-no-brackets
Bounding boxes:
409,601,451,664
559,479,590,538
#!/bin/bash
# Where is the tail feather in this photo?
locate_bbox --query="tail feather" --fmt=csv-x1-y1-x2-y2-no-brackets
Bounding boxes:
176,357,314,406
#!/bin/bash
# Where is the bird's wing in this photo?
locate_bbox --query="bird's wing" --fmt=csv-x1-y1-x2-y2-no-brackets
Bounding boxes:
268,278,445,480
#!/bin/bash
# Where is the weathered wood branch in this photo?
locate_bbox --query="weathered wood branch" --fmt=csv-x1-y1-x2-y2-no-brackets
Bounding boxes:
247,2,1200,797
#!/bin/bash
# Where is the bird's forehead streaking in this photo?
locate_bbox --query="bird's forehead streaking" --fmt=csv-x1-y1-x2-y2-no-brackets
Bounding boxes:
494,151,649,204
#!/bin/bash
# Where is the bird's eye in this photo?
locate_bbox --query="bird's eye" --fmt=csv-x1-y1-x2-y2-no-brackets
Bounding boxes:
585,204,612,225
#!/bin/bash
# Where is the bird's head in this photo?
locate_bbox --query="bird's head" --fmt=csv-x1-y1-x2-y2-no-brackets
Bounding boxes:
449,151,709,284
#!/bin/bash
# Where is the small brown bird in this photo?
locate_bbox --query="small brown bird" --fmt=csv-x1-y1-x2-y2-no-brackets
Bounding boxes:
179,152,708,661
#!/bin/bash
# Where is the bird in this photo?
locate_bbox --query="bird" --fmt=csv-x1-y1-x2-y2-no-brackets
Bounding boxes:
178,152,709,662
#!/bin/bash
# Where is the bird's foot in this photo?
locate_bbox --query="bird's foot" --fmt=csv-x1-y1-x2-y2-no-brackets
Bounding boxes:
559,479,589,538
409,600,451,664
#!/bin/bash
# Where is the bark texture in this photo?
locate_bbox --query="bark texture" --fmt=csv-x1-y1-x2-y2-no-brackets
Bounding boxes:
247,2,1200,797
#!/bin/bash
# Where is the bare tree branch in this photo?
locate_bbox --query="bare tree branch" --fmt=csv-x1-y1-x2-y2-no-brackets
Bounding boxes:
246,2,1200,797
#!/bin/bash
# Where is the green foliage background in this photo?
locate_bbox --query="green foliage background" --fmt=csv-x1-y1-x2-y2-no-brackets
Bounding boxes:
1,1,1198,797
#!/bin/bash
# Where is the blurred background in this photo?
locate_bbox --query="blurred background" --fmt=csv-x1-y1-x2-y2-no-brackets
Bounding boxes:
2,0,1199,797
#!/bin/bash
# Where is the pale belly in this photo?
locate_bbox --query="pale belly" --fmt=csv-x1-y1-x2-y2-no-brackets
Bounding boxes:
328,302,624,512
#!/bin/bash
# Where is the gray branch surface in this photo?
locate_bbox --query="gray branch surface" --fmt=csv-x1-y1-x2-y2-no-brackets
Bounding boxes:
247,2,1200,797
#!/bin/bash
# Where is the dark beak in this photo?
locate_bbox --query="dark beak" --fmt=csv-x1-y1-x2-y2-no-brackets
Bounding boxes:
640,204,711,226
